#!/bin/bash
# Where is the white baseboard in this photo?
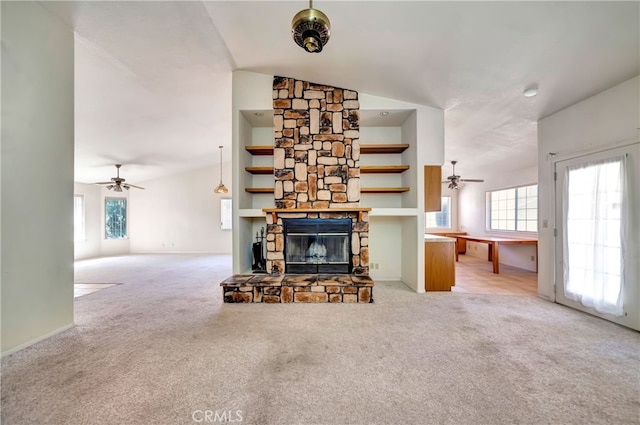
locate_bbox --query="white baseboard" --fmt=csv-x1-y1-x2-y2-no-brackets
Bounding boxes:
1,323,75,358
400,280,418,292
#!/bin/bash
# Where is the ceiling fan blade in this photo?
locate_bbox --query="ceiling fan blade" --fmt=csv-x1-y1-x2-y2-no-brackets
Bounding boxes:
124,183,145,190
94,181,113,185
459,179,484,183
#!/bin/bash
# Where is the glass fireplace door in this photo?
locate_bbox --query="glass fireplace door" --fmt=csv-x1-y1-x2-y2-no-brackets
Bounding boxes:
284,219,351,274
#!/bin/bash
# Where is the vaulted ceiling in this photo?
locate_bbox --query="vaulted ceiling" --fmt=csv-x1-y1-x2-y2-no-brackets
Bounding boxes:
42,1,639,185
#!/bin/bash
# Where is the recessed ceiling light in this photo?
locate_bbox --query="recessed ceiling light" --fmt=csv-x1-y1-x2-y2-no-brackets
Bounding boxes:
380,111,389,116
523,86,538,97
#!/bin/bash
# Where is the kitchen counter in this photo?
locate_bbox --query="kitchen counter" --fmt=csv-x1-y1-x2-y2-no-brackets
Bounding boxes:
424,234,457,242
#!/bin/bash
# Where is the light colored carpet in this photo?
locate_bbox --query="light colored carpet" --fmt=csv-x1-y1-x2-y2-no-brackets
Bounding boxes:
2,254,639,425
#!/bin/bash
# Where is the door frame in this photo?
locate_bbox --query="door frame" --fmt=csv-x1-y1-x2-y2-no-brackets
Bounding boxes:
553,142,640,330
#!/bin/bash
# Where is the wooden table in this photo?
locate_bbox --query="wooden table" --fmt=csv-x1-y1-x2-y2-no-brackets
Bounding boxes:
455,235,538,274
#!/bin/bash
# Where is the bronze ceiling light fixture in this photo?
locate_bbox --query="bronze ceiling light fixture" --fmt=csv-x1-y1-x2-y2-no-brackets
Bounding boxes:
292,0,331,53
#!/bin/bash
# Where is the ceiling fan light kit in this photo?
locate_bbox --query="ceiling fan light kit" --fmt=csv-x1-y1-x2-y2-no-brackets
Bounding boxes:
214,145,229,194
443,160,484,189
292,0,330,53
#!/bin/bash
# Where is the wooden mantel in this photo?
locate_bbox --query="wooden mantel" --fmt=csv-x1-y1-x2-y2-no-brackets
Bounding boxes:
262,207,372,222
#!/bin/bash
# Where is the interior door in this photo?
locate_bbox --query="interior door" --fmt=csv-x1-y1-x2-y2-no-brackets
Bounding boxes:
554,143,640,330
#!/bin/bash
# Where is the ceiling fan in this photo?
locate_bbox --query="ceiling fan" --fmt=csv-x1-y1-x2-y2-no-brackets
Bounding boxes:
443,160,484,189
94,164,145,192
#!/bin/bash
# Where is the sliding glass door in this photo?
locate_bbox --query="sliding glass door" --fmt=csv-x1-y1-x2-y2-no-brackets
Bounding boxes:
554,144,639,329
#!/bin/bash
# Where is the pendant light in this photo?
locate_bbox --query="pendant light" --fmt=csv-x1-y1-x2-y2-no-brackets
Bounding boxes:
213,145,229,194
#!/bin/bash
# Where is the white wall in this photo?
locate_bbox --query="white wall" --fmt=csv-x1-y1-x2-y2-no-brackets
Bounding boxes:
76,166,231,259
1,2,75,355
129,165,232,254
368,217,403,281
74,183,102,260
458,165,539,272
537,76,640,304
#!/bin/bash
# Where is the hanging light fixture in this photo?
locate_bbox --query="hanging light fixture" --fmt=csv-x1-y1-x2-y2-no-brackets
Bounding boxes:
292,0,331,53
213,145,229,194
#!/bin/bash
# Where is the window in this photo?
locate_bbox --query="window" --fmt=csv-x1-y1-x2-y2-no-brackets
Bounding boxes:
105,198,127,239
425,197,451,229
74,195,85,242
487,184,537,232
221,198,232,230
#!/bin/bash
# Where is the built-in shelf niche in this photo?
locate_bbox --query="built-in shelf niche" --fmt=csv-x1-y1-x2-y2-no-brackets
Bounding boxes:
245,144,409,156
246,165,410,175
243,143,412,195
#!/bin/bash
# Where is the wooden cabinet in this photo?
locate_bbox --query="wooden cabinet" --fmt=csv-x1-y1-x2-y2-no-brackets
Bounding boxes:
424,236,456,291
424,166,442,212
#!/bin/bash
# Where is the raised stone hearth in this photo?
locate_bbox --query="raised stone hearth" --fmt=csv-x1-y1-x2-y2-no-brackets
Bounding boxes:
220,274,373,303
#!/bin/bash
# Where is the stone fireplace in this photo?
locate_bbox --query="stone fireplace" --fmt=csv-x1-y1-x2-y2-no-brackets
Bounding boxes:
220,76,373,303
264,76,369,276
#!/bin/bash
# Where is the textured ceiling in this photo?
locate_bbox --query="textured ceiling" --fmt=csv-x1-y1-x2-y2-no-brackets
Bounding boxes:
42,1,639,185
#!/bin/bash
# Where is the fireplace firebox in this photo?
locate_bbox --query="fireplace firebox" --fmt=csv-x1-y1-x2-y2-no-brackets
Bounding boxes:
283,218,352,274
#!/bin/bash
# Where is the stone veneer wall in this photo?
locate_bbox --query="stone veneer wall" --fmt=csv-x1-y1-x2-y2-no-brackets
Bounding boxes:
272,76,360,208
265,77,369,276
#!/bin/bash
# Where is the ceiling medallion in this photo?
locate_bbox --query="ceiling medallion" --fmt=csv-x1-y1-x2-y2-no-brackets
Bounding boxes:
291,1,331,53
